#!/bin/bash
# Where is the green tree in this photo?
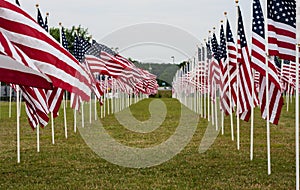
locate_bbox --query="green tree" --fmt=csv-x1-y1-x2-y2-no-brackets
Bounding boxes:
49,25,91,55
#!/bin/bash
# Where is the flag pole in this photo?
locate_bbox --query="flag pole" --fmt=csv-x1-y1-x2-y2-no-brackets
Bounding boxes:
225,12,235,141
111,78,114,114
205,37,211,122
74,109,77,133
264,0,271,175
94,91,97,121
37,124,40,152
235,0,240,150
49,15,55,145
16,85,20,163
19,90,22,117
59,23,68,139
9,85,12,118
296,43,299,190
89,92,92,124
203,44,207,119
199,55,203,116
81,101,84,128
0,82,1,119
51,112,55,144
296,2,300,188
220,20,225,135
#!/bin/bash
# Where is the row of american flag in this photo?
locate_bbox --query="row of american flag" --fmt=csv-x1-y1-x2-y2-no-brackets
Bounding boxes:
0,0,158,133
172,0,299,180
174,0,297,125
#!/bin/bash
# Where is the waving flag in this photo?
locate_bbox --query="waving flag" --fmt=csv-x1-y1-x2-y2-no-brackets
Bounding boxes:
237,6,258,121
226,19,238,106
36,6,44,29
0,0,92,100
252,0,283,125
0,31,52,88
267,0,296,61
218,24,232,115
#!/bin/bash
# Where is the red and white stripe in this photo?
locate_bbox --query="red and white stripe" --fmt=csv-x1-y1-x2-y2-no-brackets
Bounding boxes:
46,87,64,118
258,76,284,125
0,30,52,88
237,39,258,121
0,0,91,100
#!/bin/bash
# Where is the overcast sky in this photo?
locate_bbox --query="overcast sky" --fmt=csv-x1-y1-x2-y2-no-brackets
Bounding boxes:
15,0,253,64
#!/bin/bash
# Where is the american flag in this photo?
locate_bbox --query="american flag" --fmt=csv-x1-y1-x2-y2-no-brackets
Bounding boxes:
86,40,157,95
198,47,202,62
252,0,281,88
252,0,284,125
0,0,92,100
218,24,231,115
36,7,44,29
1,23,51,129
44,14,48,33
36,7,64,118
226,19,238,107
237,6,258,121
73,35,91,63
21,86,50,129
206,41,213,60
15,0,20,6
209,34,221,101
267,0,296,61
0,31,52,89
46,27,70,118
73,36,103,106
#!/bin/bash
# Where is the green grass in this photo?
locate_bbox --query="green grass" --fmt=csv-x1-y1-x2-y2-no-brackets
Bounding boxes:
0,98,296,189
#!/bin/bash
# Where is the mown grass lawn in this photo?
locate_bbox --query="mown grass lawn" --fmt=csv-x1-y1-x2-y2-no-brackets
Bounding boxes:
0,97,296,189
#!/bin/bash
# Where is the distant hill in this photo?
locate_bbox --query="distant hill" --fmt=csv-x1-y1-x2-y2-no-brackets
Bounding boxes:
133,63,179,86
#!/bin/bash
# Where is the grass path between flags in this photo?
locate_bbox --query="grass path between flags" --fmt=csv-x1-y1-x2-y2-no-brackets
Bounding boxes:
0,98,296,189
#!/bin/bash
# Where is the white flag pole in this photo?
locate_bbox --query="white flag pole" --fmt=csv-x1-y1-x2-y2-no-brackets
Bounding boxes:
199,57,203,116
37,124,40,152
225,13,235,141
9,85,12,118
206,38,211,122
214,83,218,130
89,93,92,124
16,85,20,163
103,76,107,118
94,94,97,121
59,24,67,139
236,0,240,150
51,112,55,144
19,91,22,117
264,0,271,175
296,44,299,188
74,109,77,133
287,80,290,112
296,3,300,188
0,82,1,118
203,45,207,118
111,78,114,114
63,93,68,138
81,101,84,128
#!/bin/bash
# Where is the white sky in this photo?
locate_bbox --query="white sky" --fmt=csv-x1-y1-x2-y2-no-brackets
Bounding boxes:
14,0,252,64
